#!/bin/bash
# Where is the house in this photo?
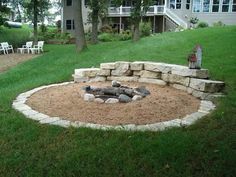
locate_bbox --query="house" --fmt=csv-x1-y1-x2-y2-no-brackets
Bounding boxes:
61,0,236,35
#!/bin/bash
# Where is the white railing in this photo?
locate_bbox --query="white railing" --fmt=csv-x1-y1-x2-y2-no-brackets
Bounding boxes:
165,8,188,29
108,5,165,16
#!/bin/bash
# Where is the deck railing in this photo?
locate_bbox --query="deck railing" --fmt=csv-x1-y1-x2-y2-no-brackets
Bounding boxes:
108,5,165,16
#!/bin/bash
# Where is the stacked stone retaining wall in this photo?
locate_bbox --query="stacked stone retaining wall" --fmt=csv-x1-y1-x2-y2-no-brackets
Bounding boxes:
73,61,225,100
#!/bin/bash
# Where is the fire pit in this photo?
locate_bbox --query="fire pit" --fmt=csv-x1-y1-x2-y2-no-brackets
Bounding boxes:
82,81,150,103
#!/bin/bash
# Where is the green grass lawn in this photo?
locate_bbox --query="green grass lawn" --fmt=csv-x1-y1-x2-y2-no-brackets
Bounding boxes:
0,26,236,177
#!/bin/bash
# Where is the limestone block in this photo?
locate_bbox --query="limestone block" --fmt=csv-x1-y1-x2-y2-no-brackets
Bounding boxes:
138,78,167,86
190,78,225,93
39,117,60,124
171,65,209,78
107,76,139,82
97,69,111,76
100,62,116,69
161,73,169,82
171,84,188,91
88,76,106,82
168,74,190,86
111,62,132,76
130,62,144,70
144,62,172,74
74,68,100,78
73,75,89,83
50,120,72,127
133,70,143,76
140,70,161,79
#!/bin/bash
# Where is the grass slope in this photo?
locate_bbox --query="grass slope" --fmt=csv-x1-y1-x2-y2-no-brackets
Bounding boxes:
0,26,236,177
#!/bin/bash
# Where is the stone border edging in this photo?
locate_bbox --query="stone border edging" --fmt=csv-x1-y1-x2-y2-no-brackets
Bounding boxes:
12,81,216,132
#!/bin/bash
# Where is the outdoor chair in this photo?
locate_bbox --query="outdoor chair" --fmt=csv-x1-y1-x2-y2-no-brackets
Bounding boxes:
0,42,14,54
17,41,33,54
0,45,6,55
30,41,44,54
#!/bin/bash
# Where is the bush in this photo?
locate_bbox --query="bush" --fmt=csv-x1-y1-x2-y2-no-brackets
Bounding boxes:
98,33,116,42
98,31,132,42
140,22,152,37
189,17,199,25
100,25,113,33
119,30,132,41
213,21,225,27
197,22,209,28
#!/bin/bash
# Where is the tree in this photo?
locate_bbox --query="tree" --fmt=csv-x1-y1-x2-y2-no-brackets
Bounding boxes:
86,0,108,44
115,0,153,41
0,0,10,26
74,0,87,52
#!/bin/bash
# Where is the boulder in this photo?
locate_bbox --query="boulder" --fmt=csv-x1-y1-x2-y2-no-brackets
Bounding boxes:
74,68,100,78
119,94,132,103
138,78,167,86
144,62,172,74
94,98,105,103
112,80,121,87
111,62,132,76
168,74,190,86
130,62,144,70
84,94,95,102
171,65,209,78
105,98,119,104
134,86,150,96
132,95,143,101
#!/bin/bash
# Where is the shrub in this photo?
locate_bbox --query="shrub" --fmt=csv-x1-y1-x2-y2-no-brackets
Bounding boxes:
140,22,152,37
100,25,113,33
197,22,209,28
213,21,225,27
189,17,199,25
98,33,116,42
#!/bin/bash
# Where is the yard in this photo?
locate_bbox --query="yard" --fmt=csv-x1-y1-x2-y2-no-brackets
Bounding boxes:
0,26,236,177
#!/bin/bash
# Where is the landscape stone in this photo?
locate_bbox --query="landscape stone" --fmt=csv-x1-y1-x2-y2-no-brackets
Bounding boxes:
134,86,150,96
145,62,172,74
107,76,139,82
111,62,132,76
171,65,209,78
100,62,116,69
171,84,188,91
89,76,106,82
84,93,95,102
138,78,167,86
132,95,143,101
94,98,105,103
190,78,225,92
105,98,119,104
168,74,190,86
130,62,144,70
73,75,89,83
112,80,121,87
97,69,111,76
39,117,60,124
119,94,132,103
140,70,161,79
74,68,100,78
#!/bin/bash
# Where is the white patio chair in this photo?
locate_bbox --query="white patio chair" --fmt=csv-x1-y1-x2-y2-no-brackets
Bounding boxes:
0,45,6,54
17,41,33,54
1,42,14,54
30,41,44,54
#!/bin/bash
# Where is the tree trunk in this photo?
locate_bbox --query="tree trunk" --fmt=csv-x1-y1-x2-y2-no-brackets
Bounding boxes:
91,10,98,44
33,0,38,44
133,20,140,42
74,0,87,52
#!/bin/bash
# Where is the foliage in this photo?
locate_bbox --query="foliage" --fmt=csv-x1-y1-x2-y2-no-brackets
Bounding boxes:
0,0,10,26
189,17,199,25
100,25,113,33
213,21,225,27
98,30,132,42
0,26,236,177
98,33,116,42
197,22,209,28
0,26,31,47
140,21,152,37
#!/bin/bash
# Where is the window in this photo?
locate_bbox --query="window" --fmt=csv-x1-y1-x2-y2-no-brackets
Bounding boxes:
222,0,230,12
66,20,75,30
186,0,191,9
66,0,72,6
212,0,220,12
170,0,182,9
232,0,236,12
203,0,210,12
193,0,201,12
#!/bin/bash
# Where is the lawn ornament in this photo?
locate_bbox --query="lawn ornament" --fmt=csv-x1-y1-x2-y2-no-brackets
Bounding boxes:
188,45,202,69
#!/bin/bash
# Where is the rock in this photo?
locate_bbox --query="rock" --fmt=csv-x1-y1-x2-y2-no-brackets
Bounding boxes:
84,94,95,102
112,80,121,87
168,74,190,86
171,65,209,78
111,62,132,76
134,86,150,96
74,68,100,78
97,69,111,76
133,70,143,76
94,98,105,103
73,75,89,83
132,95,143,101
119,94,132,103
171,84,188,91
144,62,172,74
100,62,116,69
130,62,144,70
140,70,161,79
189,78,225,92
89,76,106,82
107,76,139,82
124,88,134,97
161,73,169,82
105,98,119,104
138,78,167,86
